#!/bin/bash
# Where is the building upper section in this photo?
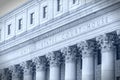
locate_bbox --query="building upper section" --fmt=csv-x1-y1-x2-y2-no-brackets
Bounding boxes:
0,0,119,55
0,0,96,42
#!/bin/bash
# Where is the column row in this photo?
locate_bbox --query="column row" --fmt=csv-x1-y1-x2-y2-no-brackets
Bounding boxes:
0,33,117,80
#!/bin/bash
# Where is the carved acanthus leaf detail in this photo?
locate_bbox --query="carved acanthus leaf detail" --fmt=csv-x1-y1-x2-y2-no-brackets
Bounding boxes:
61,46,77,62
77,40,95,58
46,51,61,67
20,61,33,75
32,56,47,71
96,33,116,52
9,65,21,78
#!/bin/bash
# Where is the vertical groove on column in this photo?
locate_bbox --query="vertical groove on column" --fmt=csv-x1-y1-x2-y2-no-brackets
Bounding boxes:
95,51,101,80
77,57,82,80
46,67,50,80
61,63,65,80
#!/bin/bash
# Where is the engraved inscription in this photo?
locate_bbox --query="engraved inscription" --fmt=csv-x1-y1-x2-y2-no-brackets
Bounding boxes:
35,15,109,50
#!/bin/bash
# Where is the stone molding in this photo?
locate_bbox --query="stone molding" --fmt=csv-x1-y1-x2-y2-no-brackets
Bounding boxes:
32,56,47,71
46,51,61,67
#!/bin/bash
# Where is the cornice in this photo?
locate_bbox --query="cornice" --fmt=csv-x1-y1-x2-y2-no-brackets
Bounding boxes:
0,0,119,55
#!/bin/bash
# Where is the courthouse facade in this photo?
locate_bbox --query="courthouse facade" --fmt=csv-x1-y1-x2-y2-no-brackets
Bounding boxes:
0,0,120,80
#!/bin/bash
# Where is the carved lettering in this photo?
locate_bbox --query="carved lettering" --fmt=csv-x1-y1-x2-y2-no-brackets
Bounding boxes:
36,16,108,51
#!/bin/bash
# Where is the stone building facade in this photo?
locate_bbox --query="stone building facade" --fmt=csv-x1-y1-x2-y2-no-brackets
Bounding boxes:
0,0,120,80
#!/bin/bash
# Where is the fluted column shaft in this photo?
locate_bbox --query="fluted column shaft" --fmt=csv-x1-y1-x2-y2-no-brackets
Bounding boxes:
62,46,77,80
101,49,115,80
33,56,46,80
82,53,94,80
78,40,95,80
36,69,46,80
46,52,61,80
65,60,76,80
24,69,32,80
50,65,60,80
97,34,115,80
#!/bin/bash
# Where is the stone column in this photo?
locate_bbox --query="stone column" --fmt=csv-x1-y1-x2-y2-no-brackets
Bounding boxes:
61,46,77,80
33,56,47,80
20,61,33,80
46,51,61,80
9,65,21,80
96,34,115,80
77,40,95,80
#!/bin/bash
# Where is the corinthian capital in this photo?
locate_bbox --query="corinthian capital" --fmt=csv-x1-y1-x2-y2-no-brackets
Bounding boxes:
20,61,33,75
77,40,95,58
32,56,47,71
61,45,77,63
46,51,61,67
96,33,115,52
9,65,21,79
